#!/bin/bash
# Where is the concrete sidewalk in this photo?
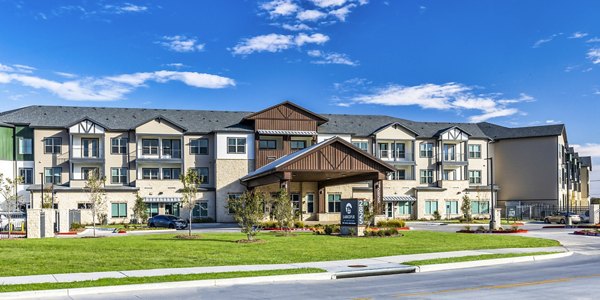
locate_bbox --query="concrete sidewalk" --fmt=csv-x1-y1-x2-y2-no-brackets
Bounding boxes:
0,246,566,285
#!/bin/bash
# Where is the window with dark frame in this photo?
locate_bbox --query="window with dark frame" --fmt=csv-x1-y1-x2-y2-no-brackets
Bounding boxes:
468,144,482,159
111,168,128,184
227,137,246,154
327,194,341,213
306,193,314,213
258,139,277,149
420,143,433,158
162,139,181,158
227,193,242,214
142,139,159,155
111,203,127,218
420,169,433,184
44,137,61,154
81,167,99,180
18,138,32,155
190,138,208,155
81,138,99,158
162,168,181,180
142,168,159,180
290,140,307,150
19,168,33,184
44,167,62,184
194,167,209,184
111,137,128,154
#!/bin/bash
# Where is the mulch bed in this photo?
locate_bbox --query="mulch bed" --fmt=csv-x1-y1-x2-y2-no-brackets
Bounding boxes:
174,234,204,240
573,230,600,237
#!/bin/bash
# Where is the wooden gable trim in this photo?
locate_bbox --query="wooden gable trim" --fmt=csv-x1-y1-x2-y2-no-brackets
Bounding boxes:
243,101,328,124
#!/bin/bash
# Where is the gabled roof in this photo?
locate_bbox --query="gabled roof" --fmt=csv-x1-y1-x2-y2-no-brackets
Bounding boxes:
372,122,419,136
434,126,472,137
580,156,593,171
243,101,329,124
66,116,109,129
132,114,188,131
241,136,395,181
0,121,14,128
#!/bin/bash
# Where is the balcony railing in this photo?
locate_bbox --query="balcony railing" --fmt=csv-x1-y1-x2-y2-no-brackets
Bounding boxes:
440,152,468,163
377,151,414,162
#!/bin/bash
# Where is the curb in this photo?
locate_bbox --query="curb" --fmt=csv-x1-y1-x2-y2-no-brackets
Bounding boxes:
415,251,573,273
332,266,416,279
0,273,334,299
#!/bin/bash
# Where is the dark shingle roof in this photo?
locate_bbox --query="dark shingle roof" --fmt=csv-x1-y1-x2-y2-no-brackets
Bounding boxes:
0,105,567,140
477,122,565,140
580,156,592,171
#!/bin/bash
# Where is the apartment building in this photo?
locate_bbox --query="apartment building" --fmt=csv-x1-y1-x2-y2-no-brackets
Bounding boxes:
0,101,592,223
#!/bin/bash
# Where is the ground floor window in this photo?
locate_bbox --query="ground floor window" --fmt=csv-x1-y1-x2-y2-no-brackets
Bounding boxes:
111,203,127,218
147,203,159,217
446,200,459,215
306,193,314,213
328,194,341,213
397,201,412,215
165,203,180,216
386,202,393,217
425,200,438,215
290,193,301,214
228,193,242,214
471,201,490,214
193,202,208,217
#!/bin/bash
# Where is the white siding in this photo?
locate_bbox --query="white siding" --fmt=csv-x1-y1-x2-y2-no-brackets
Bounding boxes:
215,133,255,160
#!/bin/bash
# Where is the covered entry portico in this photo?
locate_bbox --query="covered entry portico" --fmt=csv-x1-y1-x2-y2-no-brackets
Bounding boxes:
240,137,396,221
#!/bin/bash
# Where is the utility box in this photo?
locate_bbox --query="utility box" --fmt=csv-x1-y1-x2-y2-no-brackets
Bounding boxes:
340,199,365,236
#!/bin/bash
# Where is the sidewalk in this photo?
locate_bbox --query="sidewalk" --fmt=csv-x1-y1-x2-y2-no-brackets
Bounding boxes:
0,246,566,285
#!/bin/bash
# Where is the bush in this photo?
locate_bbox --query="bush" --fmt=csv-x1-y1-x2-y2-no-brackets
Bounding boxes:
433,211,441,220
376,219,406,228
192,217,215,223
293,221,305,229
70,222,84,230
323,224,340,235
259,221,278,229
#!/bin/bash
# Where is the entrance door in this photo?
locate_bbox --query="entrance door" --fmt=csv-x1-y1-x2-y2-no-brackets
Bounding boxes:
164,203,180,216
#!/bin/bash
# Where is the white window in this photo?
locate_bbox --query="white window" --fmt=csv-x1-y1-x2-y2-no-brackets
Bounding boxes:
419,143,433,158
142,168,159,180
425,200,438,215
19,168,33,184
111,138,128,154
469,170,482,184
111,168,128,184
18,138,32,155
468,144,482,159
190,138,209,155
142,139,159,155
446,200,459,214
420,169,433,184
44,137,61,154
227,138,246,154
352,141,368,151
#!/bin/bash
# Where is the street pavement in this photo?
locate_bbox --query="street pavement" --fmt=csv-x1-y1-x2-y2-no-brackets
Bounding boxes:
29,222,600,300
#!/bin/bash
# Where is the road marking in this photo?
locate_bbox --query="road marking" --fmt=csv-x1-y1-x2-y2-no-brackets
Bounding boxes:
395,274,600,298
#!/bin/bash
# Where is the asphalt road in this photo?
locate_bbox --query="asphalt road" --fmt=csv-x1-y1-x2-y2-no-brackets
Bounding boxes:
37,225,600,300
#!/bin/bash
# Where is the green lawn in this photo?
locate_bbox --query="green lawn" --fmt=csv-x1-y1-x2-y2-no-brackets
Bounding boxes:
0,268,325,293
403,251,559,266
0,231,559,276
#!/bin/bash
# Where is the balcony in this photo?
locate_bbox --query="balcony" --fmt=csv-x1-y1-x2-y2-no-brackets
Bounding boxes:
137,149,182,163
377,151,415,164
439,152,468,165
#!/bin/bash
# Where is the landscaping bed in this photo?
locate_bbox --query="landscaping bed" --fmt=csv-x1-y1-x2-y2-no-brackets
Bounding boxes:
573,229,600,237
457,229,528,234
0,231,559,276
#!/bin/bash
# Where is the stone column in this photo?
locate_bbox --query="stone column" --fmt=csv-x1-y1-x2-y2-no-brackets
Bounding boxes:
58,209,70,233
41,208,55,238
26,209,41,239
590,204,600,225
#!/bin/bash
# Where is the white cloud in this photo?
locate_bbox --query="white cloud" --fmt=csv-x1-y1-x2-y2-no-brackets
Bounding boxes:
159,35,205,53
297,9,327,21
0,68,235,101
533,34,561,48
231,33,329,55
329,4,356,21
104,3,148,14
346,83,531,122
281,23,313,31
54,71,78,78
294,33,329,45
572,144,600,158
261,0,299,17
13,64,36,73
311,0,348,8
307,49,357,65
568,32,588,39
545,120,561,124
587,48,600,64
586,37,600,43
0,64,14,72
163,63,188,69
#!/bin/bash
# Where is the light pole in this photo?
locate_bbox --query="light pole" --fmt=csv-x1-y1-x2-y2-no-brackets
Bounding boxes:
486,157,496,230
39,172,44,209
564,156,572,228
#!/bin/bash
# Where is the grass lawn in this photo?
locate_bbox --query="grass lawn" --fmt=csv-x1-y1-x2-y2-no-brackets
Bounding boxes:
0,268,325,293
403,251,559,266
0,231,559,276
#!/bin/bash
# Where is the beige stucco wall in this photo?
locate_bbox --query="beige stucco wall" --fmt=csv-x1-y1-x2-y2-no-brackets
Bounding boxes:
183,134,215,189
494,136,559,204
136,119,183,135
34,128,70,185
375,125,416,140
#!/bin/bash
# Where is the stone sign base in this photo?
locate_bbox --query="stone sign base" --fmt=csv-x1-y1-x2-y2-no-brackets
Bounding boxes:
341,225,366,236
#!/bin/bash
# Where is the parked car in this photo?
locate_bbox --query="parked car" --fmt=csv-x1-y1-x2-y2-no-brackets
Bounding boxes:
0,214,25,231
148,214,188,229
581,210,590,223
544,212,581,224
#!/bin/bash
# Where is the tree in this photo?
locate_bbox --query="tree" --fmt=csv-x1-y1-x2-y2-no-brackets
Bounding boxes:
0,173,24,239
132,193,148,225
363,201,375,230
180,169,200,236
271,189,294,232
461,195,472,223
226,191,266,241
41,185,53,209
85,171,106,237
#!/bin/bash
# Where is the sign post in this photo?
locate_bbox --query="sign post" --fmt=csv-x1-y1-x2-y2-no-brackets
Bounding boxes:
340,199,365,236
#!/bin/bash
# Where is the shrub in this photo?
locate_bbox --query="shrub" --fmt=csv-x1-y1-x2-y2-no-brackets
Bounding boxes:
294,221,305,229
192,217,215,223
433,210,441,220
70,222,84,230
377,230,386,237
323,224,340,235
259,221,278,229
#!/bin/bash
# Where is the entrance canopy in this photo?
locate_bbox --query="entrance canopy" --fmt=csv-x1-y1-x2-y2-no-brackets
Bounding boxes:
241,136,395,188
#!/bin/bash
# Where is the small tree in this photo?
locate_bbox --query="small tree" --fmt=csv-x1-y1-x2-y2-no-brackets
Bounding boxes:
85,171,106,237
180,169,200,236
461,195,472,223
363,201,375,230
132,193,148,225
271,189,294,232
0,174,24,239
226,191,266,241
41,185,53,209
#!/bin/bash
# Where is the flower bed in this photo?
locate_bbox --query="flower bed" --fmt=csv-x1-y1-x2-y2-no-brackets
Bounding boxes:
573,230,600,236
457,229,528,234
368,227,411,231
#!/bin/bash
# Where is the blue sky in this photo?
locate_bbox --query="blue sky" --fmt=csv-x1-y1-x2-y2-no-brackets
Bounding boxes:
0,0,599,193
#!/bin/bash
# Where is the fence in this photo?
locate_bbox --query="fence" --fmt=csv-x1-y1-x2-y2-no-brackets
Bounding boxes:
503,203,590,220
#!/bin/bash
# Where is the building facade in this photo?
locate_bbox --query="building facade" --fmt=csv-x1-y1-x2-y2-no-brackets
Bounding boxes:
0,101,592,223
